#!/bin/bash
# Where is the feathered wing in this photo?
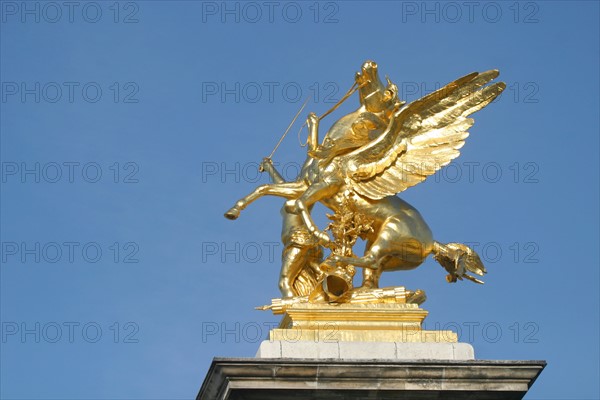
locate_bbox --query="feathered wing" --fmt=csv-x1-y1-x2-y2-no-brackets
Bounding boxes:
341,70,506,200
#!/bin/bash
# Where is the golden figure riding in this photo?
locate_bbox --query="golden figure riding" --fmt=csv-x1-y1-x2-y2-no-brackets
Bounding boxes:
225,61,505,306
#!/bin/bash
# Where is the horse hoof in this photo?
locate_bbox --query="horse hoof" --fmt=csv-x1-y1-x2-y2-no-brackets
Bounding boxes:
224,207,240,220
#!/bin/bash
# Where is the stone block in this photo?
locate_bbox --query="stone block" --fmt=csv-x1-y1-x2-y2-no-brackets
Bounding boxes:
256,340,475,361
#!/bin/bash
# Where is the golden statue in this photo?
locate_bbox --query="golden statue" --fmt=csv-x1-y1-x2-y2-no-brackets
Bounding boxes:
224,62,505,341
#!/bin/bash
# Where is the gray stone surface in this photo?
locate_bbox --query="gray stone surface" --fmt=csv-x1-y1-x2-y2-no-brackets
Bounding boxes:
256,340,475,360
197,358,546,400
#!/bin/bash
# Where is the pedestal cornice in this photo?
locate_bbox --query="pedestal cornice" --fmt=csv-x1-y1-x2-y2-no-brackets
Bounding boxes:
197,357,546,400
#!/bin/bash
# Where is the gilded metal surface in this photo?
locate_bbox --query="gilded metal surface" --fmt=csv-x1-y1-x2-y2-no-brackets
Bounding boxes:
269,328,458,343
257,286,426,313
225,61,504,306
268,302,457,343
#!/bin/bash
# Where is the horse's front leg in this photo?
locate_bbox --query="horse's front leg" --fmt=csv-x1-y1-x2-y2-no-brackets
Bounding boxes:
224,181,307,220
289,180,342,247
260,158,286,184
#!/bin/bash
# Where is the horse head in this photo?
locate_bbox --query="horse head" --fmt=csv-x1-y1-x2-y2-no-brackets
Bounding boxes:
355,60,403,115
308,61,403,162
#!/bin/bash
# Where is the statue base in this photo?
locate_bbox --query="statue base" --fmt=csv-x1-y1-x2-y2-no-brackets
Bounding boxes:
261,286,456,343
270,302,456,342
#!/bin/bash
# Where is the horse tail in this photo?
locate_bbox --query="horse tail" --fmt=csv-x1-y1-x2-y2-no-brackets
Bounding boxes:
431,241,487,284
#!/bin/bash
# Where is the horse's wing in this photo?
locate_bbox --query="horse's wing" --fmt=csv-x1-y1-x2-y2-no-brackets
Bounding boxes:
340,70,505,200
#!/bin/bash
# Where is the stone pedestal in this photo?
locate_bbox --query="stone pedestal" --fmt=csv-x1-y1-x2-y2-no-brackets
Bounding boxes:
199,288,545,399
197,357,546,399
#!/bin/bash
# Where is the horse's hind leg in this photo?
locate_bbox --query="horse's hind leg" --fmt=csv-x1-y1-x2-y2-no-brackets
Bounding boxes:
225,181,307,219
358,236,432,289
361,259,383,289
358,243,384,289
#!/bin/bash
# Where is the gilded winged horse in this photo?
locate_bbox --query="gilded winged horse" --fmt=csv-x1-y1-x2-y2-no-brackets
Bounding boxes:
227,61,400,298
226,61,505,292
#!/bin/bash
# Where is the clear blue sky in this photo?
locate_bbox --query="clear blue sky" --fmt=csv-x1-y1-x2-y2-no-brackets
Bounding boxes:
1,1,598,399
